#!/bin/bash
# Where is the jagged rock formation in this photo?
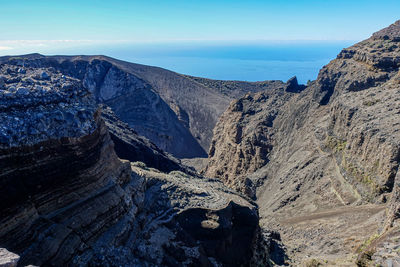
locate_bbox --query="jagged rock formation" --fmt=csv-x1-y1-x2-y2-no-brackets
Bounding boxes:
0,66,266,266
314,20,400,105
0,55,283,158
0,67,97,146
285,76,306,93
204,20,400,265
204,83,300,197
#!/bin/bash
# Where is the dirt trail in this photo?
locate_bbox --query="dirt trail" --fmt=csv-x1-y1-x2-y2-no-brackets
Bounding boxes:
280,204,385,225
259,132,388,266
263,203,387,265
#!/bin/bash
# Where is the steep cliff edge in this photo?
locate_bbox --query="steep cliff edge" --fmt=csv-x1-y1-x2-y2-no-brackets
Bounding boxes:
0,54,283,159
101,105,193,174
0,66,137,266
0,65,269,266
204,81,303,197
204,20,400,265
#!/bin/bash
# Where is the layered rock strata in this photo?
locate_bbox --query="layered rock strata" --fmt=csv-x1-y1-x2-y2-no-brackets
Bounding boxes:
0,65,264,266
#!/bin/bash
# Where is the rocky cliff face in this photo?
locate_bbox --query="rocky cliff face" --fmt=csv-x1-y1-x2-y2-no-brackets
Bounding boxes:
204,20,400,265
204,82,302,197
0,55,283,159
101,106,193,174
0,55,206,159
0,65,267,266
311,20,400,203
0,66,136,266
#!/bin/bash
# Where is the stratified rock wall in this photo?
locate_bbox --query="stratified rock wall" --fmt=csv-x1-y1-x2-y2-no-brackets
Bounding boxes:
0,64,263,266
312,21,400,200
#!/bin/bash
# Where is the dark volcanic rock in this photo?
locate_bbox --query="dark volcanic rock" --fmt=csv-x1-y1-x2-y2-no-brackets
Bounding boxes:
130,164,262,267
285,76,306,93
0,54,284,158
101,106,194,174
0,66,96,148
0,64,265,266
372,20,400,41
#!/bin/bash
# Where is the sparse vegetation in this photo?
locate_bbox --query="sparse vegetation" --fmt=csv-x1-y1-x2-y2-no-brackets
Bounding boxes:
305,258,323,267
326,136,347,152
357,233,380,253
169,170,191,178
355,233,382,266
341,154,385,198
363,99,380,106
356,250,375,267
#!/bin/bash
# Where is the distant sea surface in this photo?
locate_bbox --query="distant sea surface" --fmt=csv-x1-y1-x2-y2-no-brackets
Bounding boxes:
101,42,352,84
8,41,354,84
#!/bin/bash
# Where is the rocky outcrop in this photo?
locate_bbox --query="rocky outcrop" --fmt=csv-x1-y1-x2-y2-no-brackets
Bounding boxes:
0,249,19,267
313,20,400,105
0,66,139,266
0,64,264,266
204,87,297,197
285,76,306,93
203,21,400,265
312,20,400,203
129,163,261,267
0,55,283,159
0,55,207,158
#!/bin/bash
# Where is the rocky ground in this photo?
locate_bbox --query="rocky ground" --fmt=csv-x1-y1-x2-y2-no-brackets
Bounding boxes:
2,19,400,267
203,77,304,197
0,65,96,147
0,64,271,266
204,20,400,266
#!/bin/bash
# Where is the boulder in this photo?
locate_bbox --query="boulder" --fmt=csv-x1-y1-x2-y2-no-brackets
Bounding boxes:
40,71,50,80
0,248,19,267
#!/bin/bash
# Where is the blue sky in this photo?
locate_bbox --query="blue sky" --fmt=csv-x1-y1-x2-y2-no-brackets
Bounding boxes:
0,0,399,53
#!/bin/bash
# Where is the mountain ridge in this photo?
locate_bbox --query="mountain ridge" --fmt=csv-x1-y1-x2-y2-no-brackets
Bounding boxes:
0,53,287,159
0,62,270,266
203,19,400,265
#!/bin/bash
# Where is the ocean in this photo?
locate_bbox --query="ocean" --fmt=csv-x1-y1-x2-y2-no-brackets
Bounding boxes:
5,41,354,84
94,42,353,84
